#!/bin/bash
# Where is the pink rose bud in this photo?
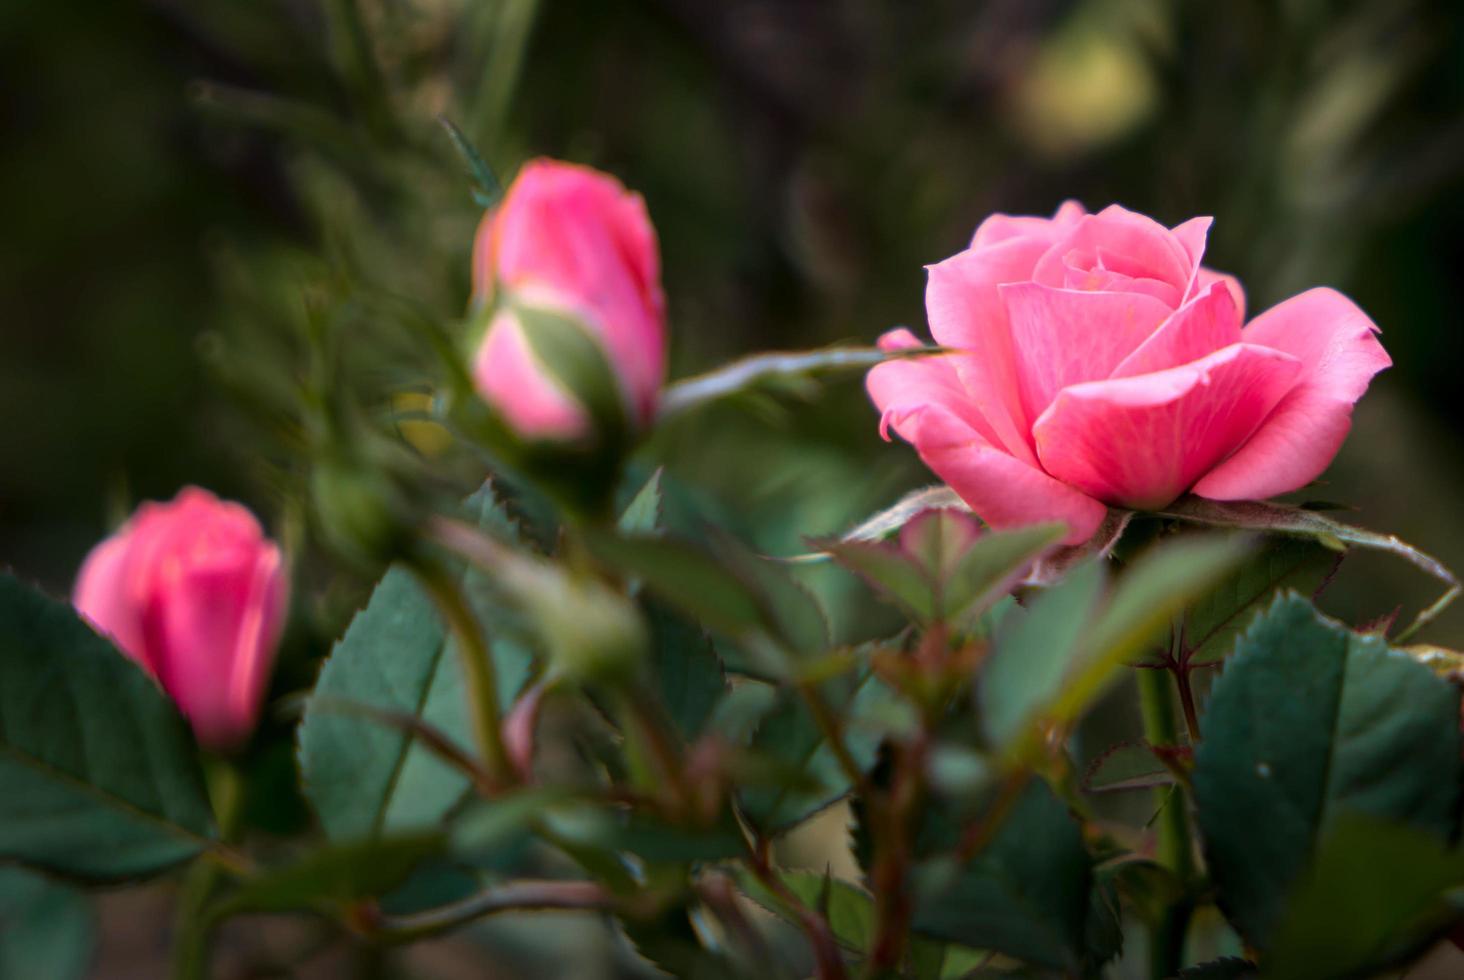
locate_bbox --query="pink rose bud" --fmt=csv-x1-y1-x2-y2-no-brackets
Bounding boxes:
72,487,289,750
868,203,1390,545
470,158,667,441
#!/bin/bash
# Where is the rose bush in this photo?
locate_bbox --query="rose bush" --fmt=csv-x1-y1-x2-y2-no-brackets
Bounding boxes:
4,141,1459,980
868,203,1391,543
72,487,288,750
470,158,666,442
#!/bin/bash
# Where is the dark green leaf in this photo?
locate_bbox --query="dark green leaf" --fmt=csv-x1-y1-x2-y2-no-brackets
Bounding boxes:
649,603,727,741
623,904,746,980
736,868,874,953
1080,741,1174,794
0,574,215,880
1266,816,1464,980
0,868,95,979
707,680,778,743
436,115,500,205
298,485,534,841
1083,873,1124,974
1193,595,1461,949
911,780,1091,970
709,529,830,657
449,787,571,867
608,810,747,864
583,531,767,640
739,668,894,834
214,833,442,916
1184,537,1338,664
1161,496,1458,641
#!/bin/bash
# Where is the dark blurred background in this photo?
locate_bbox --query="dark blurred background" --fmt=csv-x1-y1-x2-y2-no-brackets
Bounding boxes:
6,0,1464,620
4,0,1464,973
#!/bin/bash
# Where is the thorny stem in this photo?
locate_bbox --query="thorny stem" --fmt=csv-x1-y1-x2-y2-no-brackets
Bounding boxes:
413,560,514,791
1169,615,1203,744
1138,658,1196,979
749,838,848,980
864,737,926,977
1175,668,1202,744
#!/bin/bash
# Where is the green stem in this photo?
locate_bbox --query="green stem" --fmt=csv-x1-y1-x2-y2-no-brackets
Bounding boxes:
172,761,246,980
1137,668,1195,978
414,562,513,790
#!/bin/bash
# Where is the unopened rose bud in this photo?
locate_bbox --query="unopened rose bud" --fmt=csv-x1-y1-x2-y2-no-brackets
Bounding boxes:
469,159,666,444
73,487,289,750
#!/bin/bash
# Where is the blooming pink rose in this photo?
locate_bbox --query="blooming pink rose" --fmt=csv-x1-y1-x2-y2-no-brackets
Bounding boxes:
868,203,1390,544
471,158,667,440
73,487,289,750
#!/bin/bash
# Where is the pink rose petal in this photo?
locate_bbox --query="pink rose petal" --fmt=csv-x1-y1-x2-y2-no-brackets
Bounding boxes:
1033,343,1303,509
1191,288,1390,500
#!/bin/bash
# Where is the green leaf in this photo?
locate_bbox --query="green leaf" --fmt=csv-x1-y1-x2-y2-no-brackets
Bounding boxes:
0,868,95,980
1266,816,1464,980
738,667,894,834
586,528,829,668
601,809,747,864
583,531,767,640
911,780,1091,970
980,560,1106,749
985,535,1248,760
940,523,1066,621
1184,537,1339,664
1045,534,1251,727
298,486,534,841
821,520,1064,626
709,529,831,658
1161,496,1459,641
1080,741,1174,794
736,868,875,953
1082,872,1124,974
618,467,665,535
1192,595,1462,949
648,603,727,742
436,114,500,206
623,905,745,980
818,539,933,620
213,833,443,916
707,680,778,743
0,573,215,880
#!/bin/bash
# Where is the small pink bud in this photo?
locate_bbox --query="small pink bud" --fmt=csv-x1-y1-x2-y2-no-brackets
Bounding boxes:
73,487,289,751
470,158,667,441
